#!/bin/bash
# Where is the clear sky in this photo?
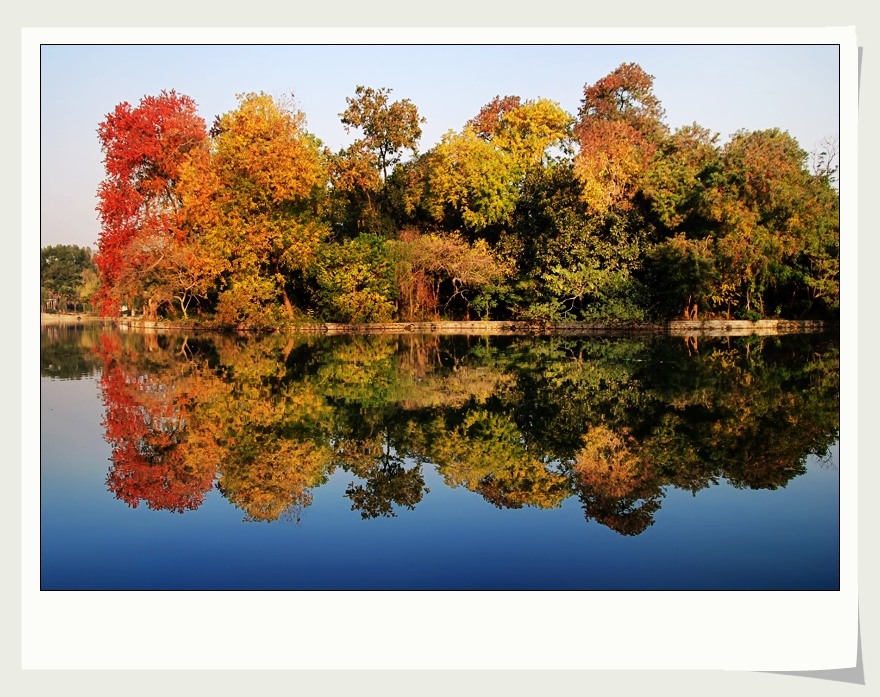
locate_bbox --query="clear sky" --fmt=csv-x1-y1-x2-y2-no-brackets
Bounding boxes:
39,42,840,250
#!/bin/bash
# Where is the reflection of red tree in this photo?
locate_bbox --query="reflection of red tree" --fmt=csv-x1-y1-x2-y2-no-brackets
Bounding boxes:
98,334,216,513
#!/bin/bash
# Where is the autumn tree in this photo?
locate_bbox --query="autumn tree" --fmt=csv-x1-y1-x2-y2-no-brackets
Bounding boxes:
88,75,837,326
340,85,425,182
95,90,208,317
408,98,570,240
467,95,522,136
178,92,330,327
574,63,667,214
397,230,511,319
329,141,385,235
644,127,840,319
711,128,839,317
486,97,573,171
417,129,521,235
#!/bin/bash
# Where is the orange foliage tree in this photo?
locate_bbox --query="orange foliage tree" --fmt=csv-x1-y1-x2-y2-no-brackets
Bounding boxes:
178,92,330,327
574,63,667,214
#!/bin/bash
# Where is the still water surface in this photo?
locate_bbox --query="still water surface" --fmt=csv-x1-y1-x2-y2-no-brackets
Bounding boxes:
40,325,840,590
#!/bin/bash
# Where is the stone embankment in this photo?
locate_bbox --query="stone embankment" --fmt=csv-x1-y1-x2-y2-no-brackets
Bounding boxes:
311,319,831,336
39,313,111,326
103,317,833,336
665,319,830,337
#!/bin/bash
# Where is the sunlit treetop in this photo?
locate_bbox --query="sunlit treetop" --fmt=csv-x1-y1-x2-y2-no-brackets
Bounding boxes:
340,85,425,181
578,62,667,140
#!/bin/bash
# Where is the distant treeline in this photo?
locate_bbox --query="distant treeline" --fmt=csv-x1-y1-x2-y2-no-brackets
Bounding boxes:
86,63,839,328
40,244,99,314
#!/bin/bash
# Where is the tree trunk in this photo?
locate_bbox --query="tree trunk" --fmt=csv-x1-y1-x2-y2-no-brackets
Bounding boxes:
281,288,295,318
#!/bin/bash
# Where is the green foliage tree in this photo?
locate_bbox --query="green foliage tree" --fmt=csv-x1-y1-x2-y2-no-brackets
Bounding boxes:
512,163,649,320
642,123,721,234
312,234,398,322
41,245,97,312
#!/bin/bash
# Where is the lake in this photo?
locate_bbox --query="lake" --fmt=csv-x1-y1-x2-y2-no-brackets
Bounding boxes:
39,324,840,590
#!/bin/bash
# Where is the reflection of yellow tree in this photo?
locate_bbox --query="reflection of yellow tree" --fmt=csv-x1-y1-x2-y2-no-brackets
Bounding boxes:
315,334,513,410
218,437,331,522
198,356,334,522
316,335,399,402
429,410,570,510
572,424,663,536
573,425,652,499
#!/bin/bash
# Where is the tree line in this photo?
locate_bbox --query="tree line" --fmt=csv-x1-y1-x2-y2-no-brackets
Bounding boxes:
88,63,840,328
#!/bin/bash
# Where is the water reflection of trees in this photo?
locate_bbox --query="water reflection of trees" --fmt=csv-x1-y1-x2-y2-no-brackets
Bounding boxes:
41,325,104,380
89,330,840,534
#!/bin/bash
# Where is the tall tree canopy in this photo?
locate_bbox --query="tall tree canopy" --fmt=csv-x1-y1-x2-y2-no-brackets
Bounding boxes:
574,63,667,214
340,85,425,181
178,92,330,326
94,90,208,317
41,245,96,306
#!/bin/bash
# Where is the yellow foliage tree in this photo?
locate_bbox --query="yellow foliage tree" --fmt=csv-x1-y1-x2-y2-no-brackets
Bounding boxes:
178,92,330,326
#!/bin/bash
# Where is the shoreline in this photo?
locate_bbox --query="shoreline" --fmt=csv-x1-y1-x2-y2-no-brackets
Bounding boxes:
101,317,834,337
40,312,112,326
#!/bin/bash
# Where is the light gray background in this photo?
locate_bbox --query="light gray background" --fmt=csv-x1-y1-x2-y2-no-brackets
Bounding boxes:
5,2,874,694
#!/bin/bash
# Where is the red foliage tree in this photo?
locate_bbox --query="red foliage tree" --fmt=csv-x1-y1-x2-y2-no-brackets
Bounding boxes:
96,334,216,513
578,62,665,139
94,90,207,316
573,63,667,213
466,95,523,139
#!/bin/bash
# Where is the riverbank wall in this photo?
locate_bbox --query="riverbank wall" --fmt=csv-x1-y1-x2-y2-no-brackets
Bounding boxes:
39,313,112,326
102,317,834,337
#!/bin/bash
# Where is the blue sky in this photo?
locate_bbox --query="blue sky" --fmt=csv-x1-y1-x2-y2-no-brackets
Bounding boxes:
39,43,840,250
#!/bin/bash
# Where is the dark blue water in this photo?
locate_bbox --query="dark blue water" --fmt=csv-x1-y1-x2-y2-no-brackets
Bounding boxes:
40,327,840,590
